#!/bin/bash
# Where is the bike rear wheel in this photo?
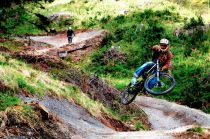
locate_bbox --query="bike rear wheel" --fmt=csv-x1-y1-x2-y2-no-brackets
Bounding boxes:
144,73,176,95
120,81,143,105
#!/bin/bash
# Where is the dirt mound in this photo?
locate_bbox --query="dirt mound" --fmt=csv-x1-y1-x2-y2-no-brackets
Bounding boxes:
100,113,131,131
14,51,66,70
0,46,11,52
0,38,6,43
174,129,210,139
0,106,74,139
47,11,73,21
102,47,126,64
0,81,11,92
62,70,150,130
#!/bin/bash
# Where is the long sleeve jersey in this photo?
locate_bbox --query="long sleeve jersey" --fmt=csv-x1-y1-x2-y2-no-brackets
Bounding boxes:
152,45,173,69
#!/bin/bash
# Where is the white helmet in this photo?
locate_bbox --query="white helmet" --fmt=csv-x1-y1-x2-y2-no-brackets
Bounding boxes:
160,38,169,45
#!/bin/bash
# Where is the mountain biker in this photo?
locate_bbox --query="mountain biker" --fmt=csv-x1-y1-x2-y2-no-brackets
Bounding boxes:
131,38,173,85
67,27,75,44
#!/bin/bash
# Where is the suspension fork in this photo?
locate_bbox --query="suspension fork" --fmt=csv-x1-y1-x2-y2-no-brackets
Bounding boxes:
156,60,161,85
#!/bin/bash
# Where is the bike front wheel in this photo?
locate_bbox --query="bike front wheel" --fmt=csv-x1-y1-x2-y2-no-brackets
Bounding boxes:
144,73,176,95
120,82,142,105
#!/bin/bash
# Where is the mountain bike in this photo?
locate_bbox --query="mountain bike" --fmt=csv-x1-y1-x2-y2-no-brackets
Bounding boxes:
120,60,176,105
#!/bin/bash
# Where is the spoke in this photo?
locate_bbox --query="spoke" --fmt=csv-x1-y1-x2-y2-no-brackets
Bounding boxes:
149,75,172,93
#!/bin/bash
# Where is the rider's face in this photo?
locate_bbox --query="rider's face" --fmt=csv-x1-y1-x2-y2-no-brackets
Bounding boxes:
160,44,167,49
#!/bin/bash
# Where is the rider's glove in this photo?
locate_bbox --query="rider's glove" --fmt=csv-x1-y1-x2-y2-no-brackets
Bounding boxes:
161,66,167,71
152,45,161,52
131,77,137,85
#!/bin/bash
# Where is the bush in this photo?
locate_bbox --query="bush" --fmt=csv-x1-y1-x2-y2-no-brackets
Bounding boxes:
181,77,209,109
114,15,125,24
184,16,204,30
114,27,127,42
0,6,43,34
170,56,210,112
182,16,208,56
140,9,154,19
90,45,109,64
139,19,165,60
100,16,111,24
187,126,204,133
139,9,180,22
58,18,74,27
89,45,130,76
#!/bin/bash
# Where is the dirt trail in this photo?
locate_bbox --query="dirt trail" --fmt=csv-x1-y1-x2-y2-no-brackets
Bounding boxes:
30,30,103,48
30,30,104,54
19,95,115,138
21,95,207,139
21,95,114,139
135,96,210,130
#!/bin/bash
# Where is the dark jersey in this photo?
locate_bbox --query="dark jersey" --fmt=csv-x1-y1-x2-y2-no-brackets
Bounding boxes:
67,29,74,37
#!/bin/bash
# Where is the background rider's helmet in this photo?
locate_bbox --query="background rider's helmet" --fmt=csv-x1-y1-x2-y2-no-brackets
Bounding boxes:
69,27,72,30
160,38,169,45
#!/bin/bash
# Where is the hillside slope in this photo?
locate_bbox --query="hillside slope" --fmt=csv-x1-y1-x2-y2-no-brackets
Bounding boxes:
0,0,209,138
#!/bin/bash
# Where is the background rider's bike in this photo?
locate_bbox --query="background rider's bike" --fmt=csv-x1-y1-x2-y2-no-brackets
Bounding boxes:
120,60,176,105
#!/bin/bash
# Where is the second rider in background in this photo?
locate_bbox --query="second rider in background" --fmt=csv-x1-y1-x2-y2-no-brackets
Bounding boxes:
67,27,75,44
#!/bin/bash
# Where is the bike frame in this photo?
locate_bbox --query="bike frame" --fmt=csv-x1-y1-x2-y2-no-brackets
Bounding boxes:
145,60,161,86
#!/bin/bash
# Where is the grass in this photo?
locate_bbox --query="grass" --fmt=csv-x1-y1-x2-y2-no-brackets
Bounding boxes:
0,92,20,111
187,126,204,133
0,0,209,36
102,76,131,91
17,76,36,94
0,40,24,51
135,121,142,131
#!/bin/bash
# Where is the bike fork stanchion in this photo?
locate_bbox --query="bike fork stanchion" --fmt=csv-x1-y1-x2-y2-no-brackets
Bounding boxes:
156,60,161,86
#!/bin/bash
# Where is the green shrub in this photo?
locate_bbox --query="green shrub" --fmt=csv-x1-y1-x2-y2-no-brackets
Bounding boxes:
114,15,125,24
90,45,109,64
81,17,98,28
120,114,131,121
114,27,127,42
184,16,204,30
135,121,142,130
182,16,208,56
140,9,154,19
139,9,180,22
181,75,209,110
100,16,111,24
187,126,203,133
0,93,20,111
137,19,165,61
58,18,74,27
